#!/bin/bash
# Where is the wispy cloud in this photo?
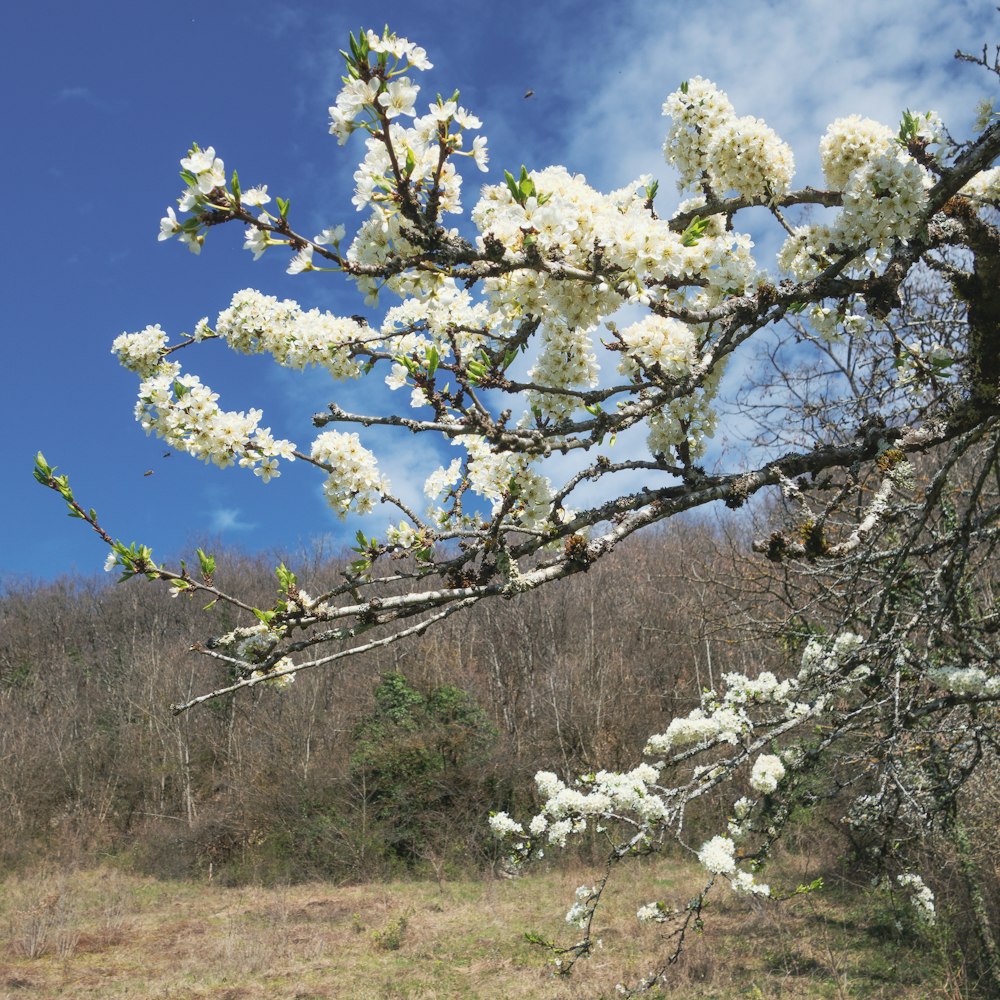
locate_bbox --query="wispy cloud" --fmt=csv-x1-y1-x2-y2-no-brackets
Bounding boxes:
209,507,256,533
267,5,307,39
54,85,123,113
559,0,996,198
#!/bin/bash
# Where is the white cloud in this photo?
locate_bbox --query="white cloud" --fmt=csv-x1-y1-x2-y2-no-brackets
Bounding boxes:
209,507,256,533
54,85,122,113
560,0,996,198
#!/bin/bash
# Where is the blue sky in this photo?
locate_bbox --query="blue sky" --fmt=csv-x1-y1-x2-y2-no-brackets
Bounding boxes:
4,0,996,581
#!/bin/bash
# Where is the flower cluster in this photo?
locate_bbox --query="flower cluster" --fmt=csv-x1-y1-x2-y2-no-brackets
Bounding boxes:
469,164,751,435
662,78,794,201
926,665,1000,697
488,812,524,838
798,632,867,683
749,753,786,794
381,283,490,396
134,367,294,480
565,885,596,928
837,150,928,249
617,315,697,382
636,901,667,924
215,288,369,380
696,835,769,894
456,435,559,529
310,430,387,517
662,77,736,190
526,324,601,422
328,28,432,144
728,796,756,840
250,656,296,690
645,668,811,755
819,116,897,190
112,324,169,379
606,250,740,458
493,763,667,854
327,26,489,296
780,114,931,279
697,834,736,875
896,873,936,925
706,115,795,201
157,146,226,254
423,458,463,501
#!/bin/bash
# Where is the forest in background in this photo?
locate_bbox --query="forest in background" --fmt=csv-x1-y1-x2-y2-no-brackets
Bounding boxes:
1,517,997,986
0,517,794,880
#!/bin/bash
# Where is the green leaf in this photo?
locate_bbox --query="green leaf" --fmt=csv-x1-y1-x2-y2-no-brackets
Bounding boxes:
277,196,290,219
230,169,240,202
466,361,488,384
395,355,418,377
33,452,52,485
275,562,297,593
794,877,824,895
681,215,710,247
53,474,73,501
196,548,216,578
897,109,917,144
524,931,555,948
426,345,439,376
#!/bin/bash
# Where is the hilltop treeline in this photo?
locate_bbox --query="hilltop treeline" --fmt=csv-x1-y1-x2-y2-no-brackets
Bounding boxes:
1,520,782,881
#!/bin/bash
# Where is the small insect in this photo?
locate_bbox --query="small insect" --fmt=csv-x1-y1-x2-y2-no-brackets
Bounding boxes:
523,89,534,99
143,470,154,477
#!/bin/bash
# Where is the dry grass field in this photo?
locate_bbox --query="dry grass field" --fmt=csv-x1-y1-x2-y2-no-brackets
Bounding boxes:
0,855,968,1000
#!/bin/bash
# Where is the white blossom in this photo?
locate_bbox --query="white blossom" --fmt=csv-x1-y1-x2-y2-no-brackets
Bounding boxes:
896,873,936,925
310,431,387,517
697,835,737,875
750,754,786,794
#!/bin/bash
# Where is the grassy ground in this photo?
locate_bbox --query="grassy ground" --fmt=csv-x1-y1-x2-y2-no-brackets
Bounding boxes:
0,856,966,999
